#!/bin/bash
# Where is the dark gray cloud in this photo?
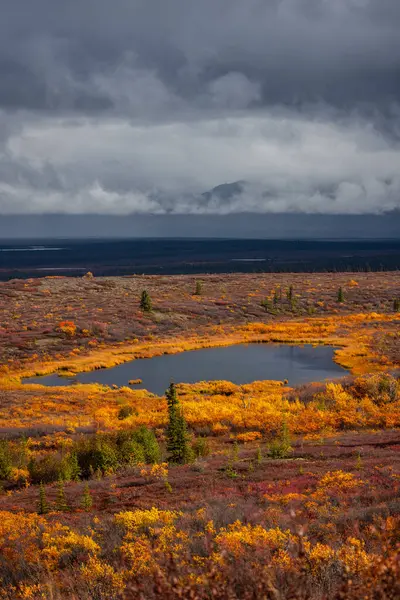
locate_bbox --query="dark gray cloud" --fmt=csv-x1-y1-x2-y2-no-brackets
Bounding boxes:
1,0,400,113
0,0,400,219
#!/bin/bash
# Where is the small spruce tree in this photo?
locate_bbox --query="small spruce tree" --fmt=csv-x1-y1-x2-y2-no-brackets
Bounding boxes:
166,383,192,464
232,441,239,462
337,287,345,303
81,483,93,511
140,290,152,312
38,482,49,515
69,451,81,482
394,298,400,312
280,419,292,453
355,451,362,471
269,418,292,459
15,437,29,470
261,298,274,313
287,285,293,301
194,280,203,296
0,440,12,480
55,479,69,512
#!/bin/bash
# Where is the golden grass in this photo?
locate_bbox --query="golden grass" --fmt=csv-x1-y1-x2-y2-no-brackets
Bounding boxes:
0,313,397,434
2,313,396,388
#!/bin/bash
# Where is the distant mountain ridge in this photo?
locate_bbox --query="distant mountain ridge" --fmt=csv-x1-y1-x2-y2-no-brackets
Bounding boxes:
202,181,246,201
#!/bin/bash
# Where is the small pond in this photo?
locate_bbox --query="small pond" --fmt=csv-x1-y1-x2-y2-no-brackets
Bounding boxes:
23,344,349,396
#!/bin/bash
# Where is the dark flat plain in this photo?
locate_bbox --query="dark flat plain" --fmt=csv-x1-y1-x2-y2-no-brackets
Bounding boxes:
0,238,400,280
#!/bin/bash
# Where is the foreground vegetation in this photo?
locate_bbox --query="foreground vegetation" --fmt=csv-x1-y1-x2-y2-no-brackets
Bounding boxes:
0,272,399,598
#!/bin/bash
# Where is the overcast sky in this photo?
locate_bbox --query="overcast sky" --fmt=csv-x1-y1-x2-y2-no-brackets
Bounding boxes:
1,0,400,236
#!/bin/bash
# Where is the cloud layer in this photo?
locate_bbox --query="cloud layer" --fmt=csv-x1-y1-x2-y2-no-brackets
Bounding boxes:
1,0,400,216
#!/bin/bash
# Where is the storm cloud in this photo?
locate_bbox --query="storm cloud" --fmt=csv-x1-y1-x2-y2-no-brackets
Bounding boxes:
1,0,400,217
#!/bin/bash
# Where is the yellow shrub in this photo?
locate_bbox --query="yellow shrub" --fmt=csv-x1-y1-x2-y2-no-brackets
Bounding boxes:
337,538,374,573
236,431,262,443
215,522,294,557
115,507,180,532
80,556,125,596
41,525,100,568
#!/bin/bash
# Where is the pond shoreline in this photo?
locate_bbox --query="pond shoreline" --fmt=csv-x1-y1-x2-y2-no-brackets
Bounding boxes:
3,313,397,390
23,343,349,395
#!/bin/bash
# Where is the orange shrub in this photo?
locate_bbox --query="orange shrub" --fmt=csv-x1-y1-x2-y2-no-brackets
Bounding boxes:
56,321,77,337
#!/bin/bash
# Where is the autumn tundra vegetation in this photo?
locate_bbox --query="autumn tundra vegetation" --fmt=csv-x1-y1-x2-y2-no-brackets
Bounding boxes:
0,272,399,598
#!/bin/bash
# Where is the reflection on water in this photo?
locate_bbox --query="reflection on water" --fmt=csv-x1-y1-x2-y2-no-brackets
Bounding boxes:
24,344,349,396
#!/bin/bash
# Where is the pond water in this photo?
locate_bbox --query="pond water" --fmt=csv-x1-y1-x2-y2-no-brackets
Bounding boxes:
23,344,348,396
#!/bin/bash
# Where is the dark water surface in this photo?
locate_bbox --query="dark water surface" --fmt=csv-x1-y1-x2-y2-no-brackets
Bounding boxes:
1,238,400,279
24,344,348,396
